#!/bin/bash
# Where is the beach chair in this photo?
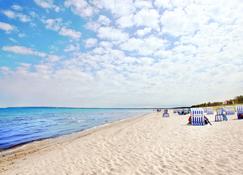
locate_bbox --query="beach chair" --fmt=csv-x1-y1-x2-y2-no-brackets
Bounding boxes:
178,108,190,115
163,109,169,117
215,108,227,122
183,108,190,115
190,108,205,126
224,107,235,115
203,108,207,113
204,107,214,115
177,109,183,115
236,106,243,119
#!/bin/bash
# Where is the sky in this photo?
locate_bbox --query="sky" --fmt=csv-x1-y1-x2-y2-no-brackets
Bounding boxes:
0,0,243,108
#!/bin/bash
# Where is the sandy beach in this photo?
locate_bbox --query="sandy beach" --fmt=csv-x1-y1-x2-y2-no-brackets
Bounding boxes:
1,111,243,175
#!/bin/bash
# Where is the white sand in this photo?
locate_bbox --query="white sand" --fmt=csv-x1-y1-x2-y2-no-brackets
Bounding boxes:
1,111,243,175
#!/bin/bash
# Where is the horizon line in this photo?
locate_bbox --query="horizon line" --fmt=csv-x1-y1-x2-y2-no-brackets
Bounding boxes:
0,106,191,109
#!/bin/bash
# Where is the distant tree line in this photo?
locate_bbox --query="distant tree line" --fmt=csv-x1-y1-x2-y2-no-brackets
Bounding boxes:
191,95,243,107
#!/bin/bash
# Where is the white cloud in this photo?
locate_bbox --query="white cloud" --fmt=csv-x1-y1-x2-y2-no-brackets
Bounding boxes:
8,37,17,43
120,38,143,52
17,14,31,22
47,55,61,62
44,18,61,30
86,21,100,31
64,0,95,17
2,10,31,23
0,22,14,33
34,0,60,12
11,4,23,11
136,27,152,37
2,45,61,62
154,0,174,10
43,18,81,39
97,15,111,26
64,44,80,52
34,0,52,8
0,67,10,74
97,26,129,42
59,27,81,39
99,41,113,49
154,0,193,10
116,15,134,28
2,10,16,18
120,36,166,55
85,38,98,48
97,0,135,18
134,0,153,9
1,0,243,107
85,15,111,31
115,7,160,30
2,45,46,57
134,8,160,31
161,8,200,37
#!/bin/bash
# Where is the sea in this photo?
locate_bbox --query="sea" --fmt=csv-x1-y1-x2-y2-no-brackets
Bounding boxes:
0,107,151,150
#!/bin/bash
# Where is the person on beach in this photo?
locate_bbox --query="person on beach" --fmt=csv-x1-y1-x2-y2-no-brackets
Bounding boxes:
204,116,212,125
188,116,191,124
222,111,228,121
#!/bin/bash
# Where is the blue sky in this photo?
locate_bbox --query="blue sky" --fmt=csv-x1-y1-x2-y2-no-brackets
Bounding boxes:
0,0,243,107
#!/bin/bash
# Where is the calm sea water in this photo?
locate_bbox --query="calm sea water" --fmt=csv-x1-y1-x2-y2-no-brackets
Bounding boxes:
0,107,151,150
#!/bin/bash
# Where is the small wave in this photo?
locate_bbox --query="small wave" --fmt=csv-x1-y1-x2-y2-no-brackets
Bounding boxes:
0,108,150,149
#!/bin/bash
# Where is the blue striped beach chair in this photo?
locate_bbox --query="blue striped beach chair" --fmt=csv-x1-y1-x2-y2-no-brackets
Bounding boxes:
190,108,205,125
237,106,243,119
203,108,208,113
163,109,169,117
215,108,227,122
224,107,235,115
204,107,214,115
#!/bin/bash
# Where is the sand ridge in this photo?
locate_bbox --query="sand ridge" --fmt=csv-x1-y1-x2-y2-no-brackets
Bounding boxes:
1,111,243,175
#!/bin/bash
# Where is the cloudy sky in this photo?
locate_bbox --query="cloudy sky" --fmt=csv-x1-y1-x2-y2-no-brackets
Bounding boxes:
0,0,243,108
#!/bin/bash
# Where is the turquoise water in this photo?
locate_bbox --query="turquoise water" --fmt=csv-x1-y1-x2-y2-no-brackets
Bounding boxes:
0,107,150,150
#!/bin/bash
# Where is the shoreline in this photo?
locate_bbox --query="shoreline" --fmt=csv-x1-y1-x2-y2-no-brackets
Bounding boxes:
0,108,151,151
1,111,243,175
1,112,150,150
0,112,151,172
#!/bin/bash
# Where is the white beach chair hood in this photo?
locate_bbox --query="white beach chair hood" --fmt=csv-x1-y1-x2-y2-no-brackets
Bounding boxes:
237,106,243,114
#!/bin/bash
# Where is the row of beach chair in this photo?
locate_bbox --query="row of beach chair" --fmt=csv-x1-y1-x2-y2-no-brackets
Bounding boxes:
190,106,243,125
204,107,236,115
160,106,243,125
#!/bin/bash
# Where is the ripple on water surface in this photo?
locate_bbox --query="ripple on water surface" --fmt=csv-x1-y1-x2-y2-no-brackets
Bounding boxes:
0,108,150,149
